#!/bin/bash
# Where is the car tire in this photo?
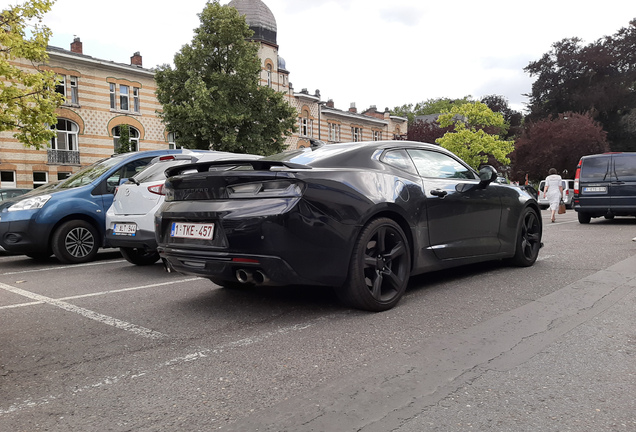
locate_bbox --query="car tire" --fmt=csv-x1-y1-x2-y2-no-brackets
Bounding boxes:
52,220,100,264
338,217,411,312
578,212,592,224
509,207,542,267
120,247,160,266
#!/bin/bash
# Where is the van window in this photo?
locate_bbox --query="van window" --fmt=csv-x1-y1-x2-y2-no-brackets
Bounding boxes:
580,157,610,181
613,154,636,181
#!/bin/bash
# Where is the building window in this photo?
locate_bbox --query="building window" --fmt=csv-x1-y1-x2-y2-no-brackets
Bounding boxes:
55,75,66,97
70,76,79,104
133,87,140,112
58,172,71,181
299,111,313,137
329,123,341,142
120,85,129,111
373,130,382,141
50,119,79,151
0,171,16,188
167,132,177,149
266,65,272,87
55,75,79,105
110,83,116,109
113,125,140,152
33,171,48,188
352,127,363,142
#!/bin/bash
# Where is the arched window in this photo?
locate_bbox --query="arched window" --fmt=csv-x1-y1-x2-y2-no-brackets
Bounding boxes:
112,125,140,152
50,119,79,151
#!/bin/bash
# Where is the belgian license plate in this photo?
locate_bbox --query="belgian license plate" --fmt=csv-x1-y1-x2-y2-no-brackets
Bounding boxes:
170,222,214,240
113,223,137,236
583,186,607,193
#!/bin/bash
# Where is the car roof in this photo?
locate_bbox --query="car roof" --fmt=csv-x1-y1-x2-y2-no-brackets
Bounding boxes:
264,140,453,168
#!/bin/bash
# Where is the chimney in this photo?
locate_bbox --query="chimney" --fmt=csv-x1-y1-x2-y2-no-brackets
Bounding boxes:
131,52,142,67
349,103,357,114
326,99,334,108
70,37,82,54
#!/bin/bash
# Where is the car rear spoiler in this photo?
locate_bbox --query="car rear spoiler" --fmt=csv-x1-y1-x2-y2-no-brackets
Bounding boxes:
165,160,312,177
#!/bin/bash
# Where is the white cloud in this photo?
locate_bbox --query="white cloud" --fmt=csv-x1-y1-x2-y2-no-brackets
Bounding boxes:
3,0,636,114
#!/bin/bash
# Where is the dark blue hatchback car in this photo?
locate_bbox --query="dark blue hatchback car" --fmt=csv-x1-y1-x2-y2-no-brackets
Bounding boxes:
0,149,182,263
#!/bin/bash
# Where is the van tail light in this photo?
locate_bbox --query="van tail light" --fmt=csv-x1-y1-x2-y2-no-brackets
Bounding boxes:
574,159,582,194
147,183,165,196
114,186,119,196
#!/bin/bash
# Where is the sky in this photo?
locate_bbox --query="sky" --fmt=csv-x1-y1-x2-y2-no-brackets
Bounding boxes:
4,0,636,113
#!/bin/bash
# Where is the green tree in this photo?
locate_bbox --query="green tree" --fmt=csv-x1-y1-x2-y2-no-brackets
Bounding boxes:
436,102,515,170
154,1,296,154
115,124,131,154
524,19,636,151
393,96,473,125
0,0,63,148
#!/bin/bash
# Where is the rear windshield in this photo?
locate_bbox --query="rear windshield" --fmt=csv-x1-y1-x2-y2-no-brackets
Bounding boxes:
613,154,636,181
134,159,191,183
580,156,610,181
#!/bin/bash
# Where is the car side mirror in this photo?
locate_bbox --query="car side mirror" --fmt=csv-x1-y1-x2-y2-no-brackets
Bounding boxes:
478,165,498,187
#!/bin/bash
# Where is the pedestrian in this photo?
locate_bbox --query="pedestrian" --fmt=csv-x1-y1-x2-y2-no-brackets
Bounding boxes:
542,168,564,223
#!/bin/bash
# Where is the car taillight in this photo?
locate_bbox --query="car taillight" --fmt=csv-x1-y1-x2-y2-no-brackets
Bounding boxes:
574,160,582,194
147,183,165,195
227,180,304,198
114,186,119,196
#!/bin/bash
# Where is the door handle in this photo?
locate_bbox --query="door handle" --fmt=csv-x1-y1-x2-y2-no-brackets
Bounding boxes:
430,189,448,198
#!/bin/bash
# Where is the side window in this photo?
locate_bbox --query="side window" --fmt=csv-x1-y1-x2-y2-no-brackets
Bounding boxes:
380,150,417,174
580,157,610,181
613,155,636,181
407,149,475,180
104,158,153,194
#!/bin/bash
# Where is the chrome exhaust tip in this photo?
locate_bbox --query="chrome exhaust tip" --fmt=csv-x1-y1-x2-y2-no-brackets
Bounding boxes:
253,270,269,285
236,269,253,284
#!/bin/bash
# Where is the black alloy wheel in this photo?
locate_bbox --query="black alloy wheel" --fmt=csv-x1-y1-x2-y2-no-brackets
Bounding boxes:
510,207,542,267
339,217,411,312
120,247,161,266
52,220,100,264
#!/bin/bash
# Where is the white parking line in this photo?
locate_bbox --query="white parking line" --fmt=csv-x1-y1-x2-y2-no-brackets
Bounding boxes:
0,318,322,415
0,281,167,339
0,277,202,310
0,259,127,276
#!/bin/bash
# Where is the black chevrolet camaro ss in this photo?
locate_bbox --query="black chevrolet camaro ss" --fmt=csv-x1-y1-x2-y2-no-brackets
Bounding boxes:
155,141,542,311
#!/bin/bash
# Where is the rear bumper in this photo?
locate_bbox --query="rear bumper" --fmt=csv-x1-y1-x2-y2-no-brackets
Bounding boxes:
159,246,320,286
106,228,157,250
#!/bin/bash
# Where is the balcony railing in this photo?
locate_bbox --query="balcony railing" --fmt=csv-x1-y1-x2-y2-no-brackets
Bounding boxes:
47,149,80,165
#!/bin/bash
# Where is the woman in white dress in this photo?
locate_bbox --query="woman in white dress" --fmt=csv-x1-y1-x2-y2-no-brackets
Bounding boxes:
542,168,564,223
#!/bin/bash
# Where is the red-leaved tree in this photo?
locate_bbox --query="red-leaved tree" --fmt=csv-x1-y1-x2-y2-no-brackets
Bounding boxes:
511,112,610,183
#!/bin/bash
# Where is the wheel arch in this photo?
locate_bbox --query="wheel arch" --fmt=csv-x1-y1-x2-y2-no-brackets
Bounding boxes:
47,213,106,250
357,207,415,272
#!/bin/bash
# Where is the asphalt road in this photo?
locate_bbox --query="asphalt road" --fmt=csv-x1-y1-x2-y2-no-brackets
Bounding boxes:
1,209,635,431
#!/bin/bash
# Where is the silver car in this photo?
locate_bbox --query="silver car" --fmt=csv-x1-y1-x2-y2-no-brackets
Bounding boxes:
538,179,575,209
105,150,262,265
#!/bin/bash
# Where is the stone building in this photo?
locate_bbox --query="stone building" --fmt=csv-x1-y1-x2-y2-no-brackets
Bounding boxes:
0,38,171,189
0,0,407,189
229,0,408,149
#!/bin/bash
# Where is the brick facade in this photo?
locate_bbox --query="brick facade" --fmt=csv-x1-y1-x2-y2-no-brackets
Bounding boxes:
0,42,170,188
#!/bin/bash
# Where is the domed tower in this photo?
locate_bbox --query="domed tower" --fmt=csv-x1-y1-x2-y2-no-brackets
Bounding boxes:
227,0,277,47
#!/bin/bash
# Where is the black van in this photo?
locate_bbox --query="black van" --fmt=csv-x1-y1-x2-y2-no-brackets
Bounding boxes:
574,152,636,223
